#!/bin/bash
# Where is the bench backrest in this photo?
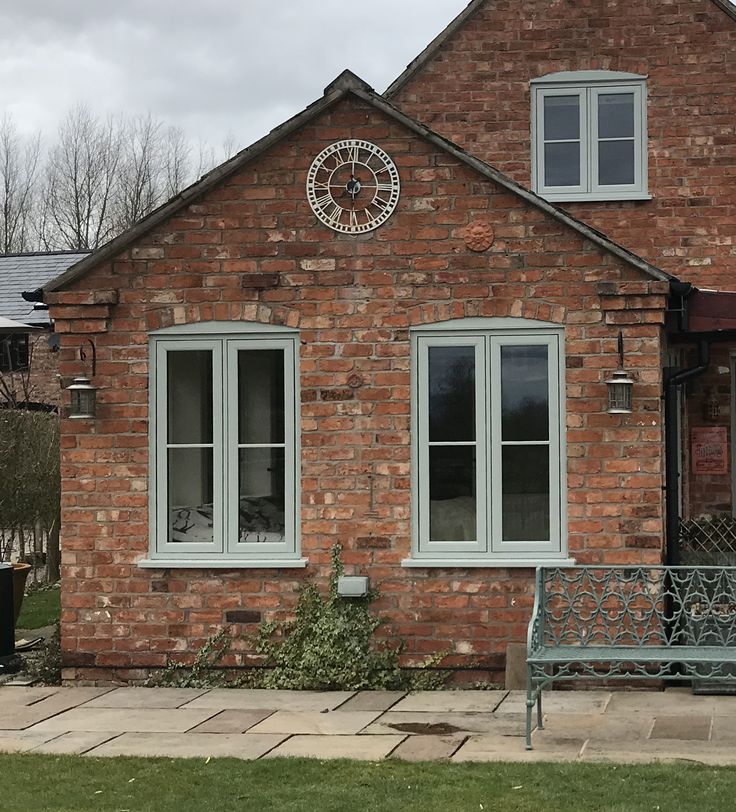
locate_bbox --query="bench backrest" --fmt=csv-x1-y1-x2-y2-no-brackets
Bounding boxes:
534,566,736,649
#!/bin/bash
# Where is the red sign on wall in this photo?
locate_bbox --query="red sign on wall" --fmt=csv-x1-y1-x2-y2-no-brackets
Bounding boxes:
691,426,728,475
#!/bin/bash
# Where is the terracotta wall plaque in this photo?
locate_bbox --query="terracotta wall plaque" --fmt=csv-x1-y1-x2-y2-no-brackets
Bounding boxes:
691,426,728,475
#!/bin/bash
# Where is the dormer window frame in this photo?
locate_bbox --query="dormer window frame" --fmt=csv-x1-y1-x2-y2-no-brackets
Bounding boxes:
531,71,650,203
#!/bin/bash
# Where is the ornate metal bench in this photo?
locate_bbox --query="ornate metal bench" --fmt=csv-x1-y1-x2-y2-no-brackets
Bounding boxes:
525,565,736,749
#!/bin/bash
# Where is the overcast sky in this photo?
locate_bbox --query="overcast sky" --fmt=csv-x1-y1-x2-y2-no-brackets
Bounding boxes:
0,1,469,151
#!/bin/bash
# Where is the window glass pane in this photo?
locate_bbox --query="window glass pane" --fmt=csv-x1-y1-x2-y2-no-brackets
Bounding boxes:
543,96,580,140
429,446,476,541
598,93,635,139
502,446,550,541
544,142,580,187
238,447,286,543
238,349,285,444
598,140,635,185
501,345,549,441
168,448,214,543
428,346,476,442
167,350,213,444
0,333,29,372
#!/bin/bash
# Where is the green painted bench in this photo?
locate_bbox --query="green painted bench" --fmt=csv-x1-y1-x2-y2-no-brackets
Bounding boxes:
525,565,736,749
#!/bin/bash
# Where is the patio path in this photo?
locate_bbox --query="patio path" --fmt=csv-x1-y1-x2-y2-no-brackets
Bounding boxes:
1,685,735,763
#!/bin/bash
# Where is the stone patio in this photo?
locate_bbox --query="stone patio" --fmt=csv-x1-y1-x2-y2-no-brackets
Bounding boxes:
1,686,736,763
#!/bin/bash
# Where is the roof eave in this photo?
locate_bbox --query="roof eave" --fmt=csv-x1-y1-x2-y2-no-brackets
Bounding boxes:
384,0,486,98
711,0,736,23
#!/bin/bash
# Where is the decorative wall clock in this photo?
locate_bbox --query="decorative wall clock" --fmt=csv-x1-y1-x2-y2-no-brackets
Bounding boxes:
306,139,400,234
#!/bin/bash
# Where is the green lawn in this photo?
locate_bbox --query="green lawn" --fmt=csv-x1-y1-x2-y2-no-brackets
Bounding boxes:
3,754,736,812
16,587,60,630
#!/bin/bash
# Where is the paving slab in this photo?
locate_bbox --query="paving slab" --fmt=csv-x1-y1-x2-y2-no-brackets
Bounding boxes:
452,732,585,763
581,738,736,766
0,686,60,706
81,687,209,709
23,707,218,734
0,687,113,730
362,711,516,737
182,689,354,712
390,734,465,762
87,732,287,760
391,690,507,714
0,731,62,753
248,710,381,735
709,716,736,742
190,710,274,733
495,690,611,715
649,714,712,741
335,691,405,712
29,731,120,755
606,689,736,715
265,734,405,761
540,712,652,741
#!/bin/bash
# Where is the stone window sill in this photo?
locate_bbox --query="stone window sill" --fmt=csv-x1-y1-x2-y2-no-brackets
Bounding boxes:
401,557,576,569
137,558,308,570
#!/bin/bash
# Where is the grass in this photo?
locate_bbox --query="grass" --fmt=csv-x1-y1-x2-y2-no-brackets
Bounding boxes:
3,754,736,812
16,586,60,630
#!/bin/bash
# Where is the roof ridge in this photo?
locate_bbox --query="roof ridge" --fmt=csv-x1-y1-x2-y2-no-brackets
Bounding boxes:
0,249,91,258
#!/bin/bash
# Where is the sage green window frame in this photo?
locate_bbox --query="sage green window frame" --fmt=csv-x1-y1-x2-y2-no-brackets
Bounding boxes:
531,71,649,203
142,322,304,569
409,319,568,567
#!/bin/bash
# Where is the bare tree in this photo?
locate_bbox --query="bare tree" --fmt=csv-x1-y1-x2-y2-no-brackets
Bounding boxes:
114,113,166,231
0,115,41,253
162,125,192,199
40,104,123,250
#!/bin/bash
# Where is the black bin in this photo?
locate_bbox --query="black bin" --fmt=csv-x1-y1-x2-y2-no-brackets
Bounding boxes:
0,563,15,658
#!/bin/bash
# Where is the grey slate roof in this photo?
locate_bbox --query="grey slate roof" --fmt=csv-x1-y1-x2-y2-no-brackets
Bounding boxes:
0,251,90,324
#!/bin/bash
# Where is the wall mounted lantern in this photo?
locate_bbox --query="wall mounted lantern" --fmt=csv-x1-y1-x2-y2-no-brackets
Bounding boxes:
66,339,98,419
606,332,634,414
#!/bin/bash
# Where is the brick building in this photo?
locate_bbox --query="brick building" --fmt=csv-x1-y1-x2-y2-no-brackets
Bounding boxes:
0,251,90,409
43,0,736,684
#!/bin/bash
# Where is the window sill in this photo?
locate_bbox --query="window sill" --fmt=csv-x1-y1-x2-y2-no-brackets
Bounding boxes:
401,557,576,569
539,192,652,204
137,558,309,570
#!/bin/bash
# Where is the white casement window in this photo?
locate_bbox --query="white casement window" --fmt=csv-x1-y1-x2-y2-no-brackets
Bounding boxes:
531,71,648,202
406,318,571,568
141,322,304,568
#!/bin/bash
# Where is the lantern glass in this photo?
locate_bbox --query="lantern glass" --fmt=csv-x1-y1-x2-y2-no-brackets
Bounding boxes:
606,370,633,414
67,376,97,419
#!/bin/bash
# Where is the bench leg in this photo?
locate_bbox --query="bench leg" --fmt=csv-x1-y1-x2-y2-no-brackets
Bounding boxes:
537,687,544,730
525,664,535,750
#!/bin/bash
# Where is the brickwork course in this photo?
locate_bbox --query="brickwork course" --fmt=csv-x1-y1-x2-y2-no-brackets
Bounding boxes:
45,0,736,683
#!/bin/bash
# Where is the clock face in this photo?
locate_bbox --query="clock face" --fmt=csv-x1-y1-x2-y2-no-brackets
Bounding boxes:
306,139,400,234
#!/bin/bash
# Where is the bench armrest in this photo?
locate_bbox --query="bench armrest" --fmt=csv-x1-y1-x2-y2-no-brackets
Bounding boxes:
527,567,545,655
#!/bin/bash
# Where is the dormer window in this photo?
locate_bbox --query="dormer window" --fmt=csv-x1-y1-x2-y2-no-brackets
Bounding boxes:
531,71,649,202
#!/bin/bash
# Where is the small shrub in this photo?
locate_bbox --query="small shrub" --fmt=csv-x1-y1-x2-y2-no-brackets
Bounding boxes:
254,545,406,690
146,629,248,688
25,622,61,685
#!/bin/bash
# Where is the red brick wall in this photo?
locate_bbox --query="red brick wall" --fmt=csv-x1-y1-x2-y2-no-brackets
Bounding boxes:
48,96,667,683
29,332,61,408
0,330,60,408
390,0,736,288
